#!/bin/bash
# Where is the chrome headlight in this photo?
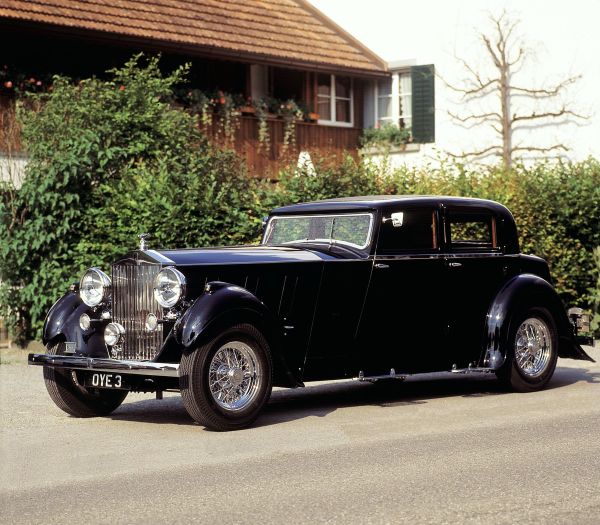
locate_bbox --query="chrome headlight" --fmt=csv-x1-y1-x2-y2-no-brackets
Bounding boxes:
79,268,111,307
153,267,186,308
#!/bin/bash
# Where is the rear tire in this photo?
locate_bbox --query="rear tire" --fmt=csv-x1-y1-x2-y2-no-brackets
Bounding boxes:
496,307,558,392
43,342,128,417
180,324,273,431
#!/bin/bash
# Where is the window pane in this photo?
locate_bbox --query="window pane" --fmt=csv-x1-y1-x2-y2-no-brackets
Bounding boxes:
335,99,351,122
378,78,392,96
378,96,392,119
317,74,331,96
265,214,372,249
399,72,412,95
378,209,436,253
317,99,331,120
335,76,351,98
449,213,494,249
399,94,412,118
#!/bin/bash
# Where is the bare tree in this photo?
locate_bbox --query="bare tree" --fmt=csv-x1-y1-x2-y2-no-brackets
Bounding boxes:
444,11,587,168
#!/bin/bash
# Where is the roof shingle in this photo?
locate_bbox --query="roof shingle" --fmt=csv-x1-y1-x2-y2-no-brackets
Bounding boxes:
0,0,388,75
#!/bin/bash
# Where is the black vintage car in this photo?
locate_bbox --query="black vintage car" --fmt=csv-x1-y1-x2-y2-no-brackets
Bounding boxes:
29,196,593,430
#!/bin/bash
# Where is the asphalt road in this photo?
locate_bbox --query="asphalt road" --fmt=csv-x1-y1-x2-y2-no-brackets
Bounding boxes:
1,344,599,524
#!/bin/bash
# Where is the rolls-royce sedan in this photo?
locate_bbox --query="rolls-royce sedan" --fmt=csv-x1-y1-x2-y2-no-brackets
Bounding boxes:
29,196,593,430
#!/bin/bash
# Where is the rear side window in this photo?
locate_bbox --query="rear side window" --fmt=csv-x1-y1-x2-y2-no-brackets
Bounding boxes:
377,208,437,253
448,211,496,250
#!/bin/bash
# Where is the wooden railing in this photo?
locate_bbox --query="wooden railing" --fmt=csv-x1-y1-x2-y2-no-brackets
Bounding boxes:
203,114,362,178
0,100,362,178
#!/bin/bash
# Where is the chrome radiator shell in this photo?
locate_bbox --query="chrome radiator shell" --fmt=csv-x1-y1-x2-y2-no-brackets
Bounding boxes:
111,262,163,360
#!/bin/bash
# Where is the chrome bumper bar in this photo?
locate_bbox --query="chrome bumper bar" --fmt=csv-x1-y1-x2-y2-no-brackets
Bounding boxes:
28,354,180,377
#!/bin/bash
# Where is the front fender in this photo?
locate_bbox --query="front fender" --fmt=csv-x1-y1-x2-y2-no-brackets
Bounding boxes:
173,281,301,387
482,274,594,368
42,290,109,357
42,290,86,346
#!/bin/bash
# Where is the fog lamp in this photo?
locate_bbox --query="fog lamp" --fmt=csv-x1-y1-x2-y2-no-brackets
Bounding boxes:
79,313,91,331
104,322,125,347
145,313,159,332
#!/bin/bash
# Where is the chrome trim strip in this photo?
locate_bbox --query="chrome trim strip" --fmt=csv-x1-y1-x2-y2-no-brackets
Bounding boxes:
28,354,179,377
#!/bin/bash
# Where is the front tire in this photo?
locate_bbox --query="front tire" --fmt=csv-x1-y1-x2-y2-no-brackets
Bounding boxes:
43,342,128,417
496,307,558,392
180,324,273,431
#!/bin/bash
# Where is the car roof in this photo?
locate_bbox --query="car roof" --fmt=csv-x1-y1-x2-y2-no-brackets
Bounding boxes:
271,195,510,215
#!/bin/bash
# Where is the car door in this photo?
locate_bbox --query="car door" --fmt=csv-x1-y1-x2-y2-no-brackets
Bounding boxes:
356,205,448,375
442,206,508,367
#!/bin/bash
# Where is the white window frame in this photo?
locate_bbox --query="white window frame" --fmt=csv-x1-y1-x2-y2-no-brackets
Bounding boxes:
374,70,412,129
317,74,354,128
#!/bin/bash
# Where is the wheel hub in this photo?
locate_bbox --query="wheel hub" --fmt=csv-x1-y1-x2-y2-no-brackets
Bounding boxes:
228,367,244,387
514,317,552,378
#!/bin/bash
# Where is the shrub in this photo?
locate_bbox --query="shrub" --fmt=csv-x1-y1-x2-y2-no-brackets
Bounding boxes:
0,55,259,342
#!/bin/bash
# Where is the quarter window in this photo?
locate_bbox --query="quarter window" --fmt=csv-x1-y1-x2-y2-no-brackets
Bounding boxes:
448,212,496,250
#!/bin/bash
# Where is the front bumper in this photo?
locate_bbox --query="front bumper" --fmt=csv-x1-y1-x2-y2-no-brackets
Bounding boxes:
28,354,179,377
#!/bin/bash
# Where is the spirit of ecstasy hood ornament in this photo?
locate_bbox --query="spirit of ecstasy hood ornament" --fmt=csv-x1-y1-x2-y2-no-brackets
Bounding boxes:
138,233,150,251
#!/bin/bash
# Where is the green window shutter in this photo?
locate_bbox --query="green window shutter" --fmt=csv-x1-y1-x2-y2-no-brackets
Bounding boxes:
411,64,435,143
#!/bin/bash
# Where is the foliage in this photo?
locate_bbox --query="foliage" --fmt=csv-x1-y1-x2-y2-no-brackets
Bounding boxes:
1,63,52,95
0,55,257,342
591,247,600,333
361,123,412,150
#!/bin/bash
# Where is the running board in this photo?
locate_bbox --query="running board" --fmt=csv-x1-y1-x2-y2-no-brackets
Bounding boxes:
357,369,407,383
450,364,496,374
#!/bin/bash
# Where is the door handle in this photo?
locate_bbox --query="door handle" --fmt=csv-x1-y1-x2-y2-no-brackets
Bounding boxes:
374,263,389,269
448,262,462,268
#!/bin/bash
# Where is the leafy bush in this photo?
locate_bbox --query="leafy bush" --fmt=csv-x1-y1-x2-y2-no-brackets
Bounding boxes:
0,55,260,342
361,123,412,149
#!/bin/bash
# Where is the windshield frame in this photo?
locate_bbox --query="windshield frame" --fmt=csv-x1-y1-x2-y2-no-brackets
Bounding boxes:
262,212,375,251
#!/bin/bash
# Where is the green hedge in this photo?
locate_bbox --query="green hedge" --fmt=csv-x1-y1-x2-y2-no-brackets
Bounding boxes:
1,56,598,342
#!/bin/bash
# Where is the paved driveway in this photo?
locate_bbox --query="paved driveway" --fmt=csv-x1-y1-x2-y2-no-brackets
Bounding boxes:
1,345,599,524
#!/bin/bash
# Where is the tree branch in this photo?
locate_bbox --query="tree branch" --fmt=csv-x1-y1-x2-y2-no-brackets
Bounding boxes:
511,144,568,154
510,75,581,98
513,107,589,122
448,111,502,123
443,76,499,98
446,145,502,160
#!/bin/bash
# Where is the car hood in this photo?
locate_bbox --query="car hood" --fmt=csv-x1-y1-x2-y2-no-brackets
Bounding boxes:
119,245,338,267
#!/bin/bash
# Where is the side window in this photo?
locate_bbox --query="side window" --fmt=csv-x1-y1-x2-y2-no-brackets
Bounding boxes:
448,211,496,250
377,208,437,253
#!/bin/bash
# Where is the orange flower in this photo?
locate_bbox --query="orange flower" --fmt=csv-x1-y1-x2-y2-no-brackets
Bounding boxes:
119,85,126,91
4,81,13,89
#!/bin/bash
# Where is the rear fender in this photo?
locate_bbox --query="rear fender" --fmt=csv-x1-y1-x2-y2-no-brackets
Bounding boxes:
482,274,594,368
173,281,302,387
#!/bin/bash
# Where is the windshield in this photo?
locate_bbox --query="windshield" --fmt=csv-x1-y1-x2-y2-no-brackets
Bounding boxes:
263,213,374,250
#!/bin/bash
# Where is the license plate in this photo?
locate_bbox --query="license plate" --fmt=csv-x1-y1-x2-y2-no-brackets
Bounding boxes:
84,373,129,390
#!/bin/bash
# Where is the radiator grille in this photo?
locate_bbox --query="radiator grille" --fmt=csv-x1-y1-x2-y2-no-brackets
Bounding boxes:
112,263,163,361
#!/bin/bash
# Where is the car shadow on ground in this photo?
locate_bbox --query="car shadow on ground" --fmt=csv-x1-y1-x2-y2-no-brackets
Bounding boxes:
107,364,600,429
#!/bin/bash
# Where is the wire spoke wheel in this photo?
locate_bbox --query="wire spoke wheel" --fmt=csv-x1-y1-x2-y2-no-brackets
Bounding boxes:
180,324,273,431
208,341,262,411
514,317,553,378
